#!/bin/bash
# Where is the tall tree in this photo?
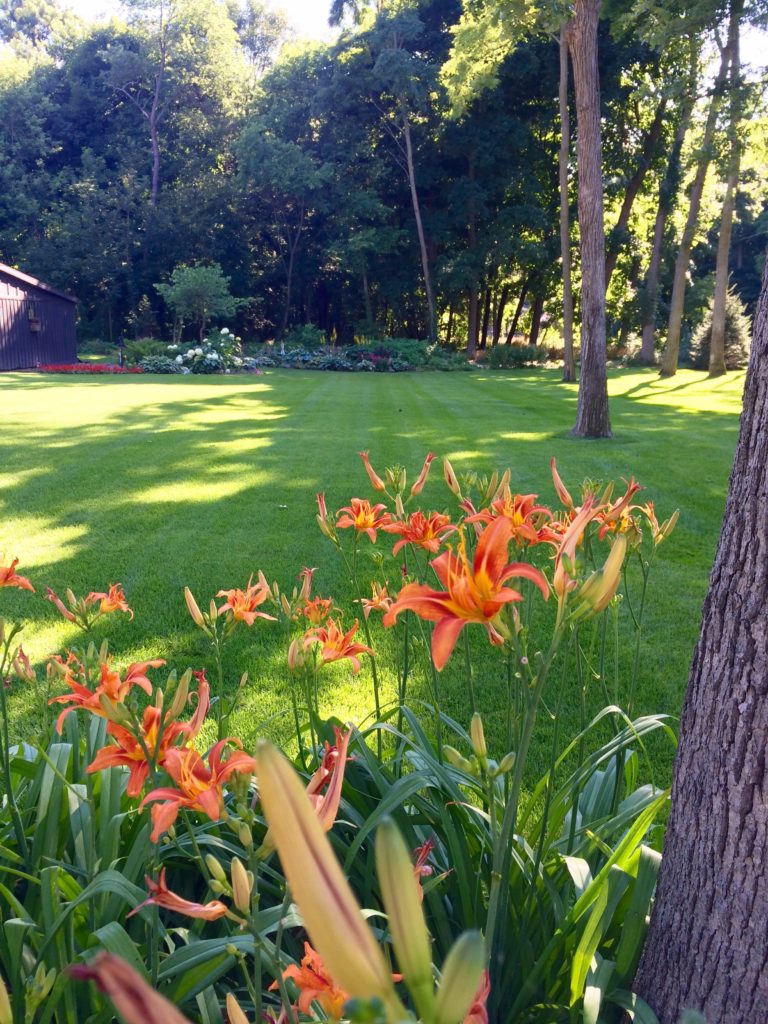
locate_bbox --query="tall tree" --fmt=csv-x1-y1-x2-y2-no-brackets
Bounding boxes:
709,0,743,376
567,0,610,437
634,246,768,1022
558,24,575,382
659,11,732,377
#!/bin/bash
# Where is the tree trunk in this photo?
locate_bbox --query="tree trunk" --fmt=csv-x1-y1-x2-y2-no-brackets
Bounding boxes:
446,302,454,346
638,86,695,364
634,248,768,1023
505,277,529,344
559,26,576,383
493,284,509,345
527,293,545,347
604,95,667,289
479,285,492,349
660,37,731,377
567,0,610,438
467,286,479,356
362,268,374,327
401,106,436,343
710,1,742,377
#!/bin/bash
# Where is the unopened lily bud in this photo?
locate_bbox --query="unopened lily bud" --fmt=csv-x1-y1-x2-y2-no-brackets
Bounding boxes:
230,857,253,913
226,993,251,1024
280,593,292,617
239,671,248,690
299,567,315,601
66,588,77,607
168,670,191,720
498,752,516,774
434,931,485,1024
97,693,132,726
12,646,35,684
154,688,164,711
210,599,218,621
0,619,5,645
288,637,307,672
575,534,627,618
184,587,207,630
658,509,679,544
359,451,387,492
208,879,227,895
376,818,434,1021
225,943,240,957
443,458,461,497
410,452,435,497
395,493,405,519
443,746,474,773
470,713,487,762
205,854,228,884
238,821,253,848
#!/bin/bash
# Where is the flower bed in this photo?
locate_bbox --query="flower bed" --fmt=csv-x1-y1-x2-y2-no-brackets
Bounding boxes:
37,363,144,374
0,454,678,1023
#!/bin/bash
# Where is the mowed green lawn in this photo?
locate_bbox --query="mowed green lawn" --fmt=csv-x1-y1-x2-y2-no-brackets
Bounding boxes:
0,367,745,781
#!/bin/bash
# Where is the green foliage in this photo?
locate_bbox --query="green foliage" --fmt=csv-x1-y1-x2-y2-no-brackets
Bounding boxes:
283,325,327,350
156,264,243,341
124,338,168,366
688,285,752,370
487,343,547,368
138,355,182,374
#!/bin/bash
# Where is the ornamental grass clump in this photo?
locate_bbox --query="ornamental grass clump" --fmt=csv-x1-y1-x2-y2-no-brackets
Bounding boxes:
0,453,679,1024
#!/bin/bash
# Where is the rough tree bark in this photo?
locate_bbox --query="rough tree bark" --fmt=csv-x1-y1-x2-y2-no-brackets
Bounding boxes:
709,0,743,377
660,31,731,377
567,0,610,437
527,293,545,347
559,25,576,383
634,249,768,1020
401,108,436,343
505,276,528,344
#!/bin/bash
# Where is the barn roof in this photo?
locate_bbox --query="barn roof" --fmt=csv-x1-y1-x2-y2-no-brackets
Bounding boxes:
0,262,77,304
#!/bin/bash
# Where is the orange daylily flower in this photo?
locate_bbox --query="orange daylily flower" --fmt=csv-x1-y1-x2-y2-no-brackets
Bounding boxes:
49,657,165,733
217,576,277,626
301,595,334,625
272,942,349,1020
128,867,228,921
336,498,391,543
87,676,210,796
465,489,554,547
11,645,35,683
303,618,374,674
141,739,256,842
70,953,194,1024
358,451,386,492
0,558,34,593
86,583,133,619
361,582,393,619
463,969,491,1024
382,510,456,556
410,452,435,496
412,837,435,903
306,726,352,832
383,517,549,671
552,497,597,605
595,478,643,539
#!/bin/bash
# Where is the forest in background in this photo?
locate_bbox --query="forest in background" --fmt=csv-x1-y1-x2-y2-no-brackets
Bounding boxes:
0,0,766,361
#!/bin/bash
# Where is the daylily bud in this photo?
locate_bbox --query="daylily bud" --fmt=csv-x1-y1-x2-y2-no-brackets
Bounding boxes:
410,452,435,497
395,493,405,519
167,670,191,720
443,746,474,773
280,593,292,617
658,508,679,544
288,637,307,672
154,688,164,712
434,931,486,1024
469,713,487,762
210,599,218,622
230,857,252,913
208,879,226,895
376,817,434,1020
184,587,207,630
226,993,251,1024
299,567,316,601
359,451,387,492
574,534,627,618
238,822,253,848
550,457,574,508
97,693,132,726
498,752,516,774
12,645,35,684
66,588,77,607
443,458,461,497
491,468,511,504
205,855,228,884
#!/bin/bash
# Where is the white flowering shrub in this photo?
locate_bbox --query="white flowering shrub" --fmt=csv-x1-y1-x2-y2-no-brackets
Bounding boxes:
167,328,244,374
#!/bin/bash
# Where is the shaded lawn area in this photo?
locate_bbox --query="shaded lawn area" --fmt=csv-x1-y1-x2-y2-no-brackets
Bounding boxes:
0,367,744,783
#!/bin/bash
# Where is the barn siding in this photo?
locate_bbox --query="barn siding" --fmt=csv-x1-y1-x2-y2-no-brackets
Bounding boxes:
0,270,77,370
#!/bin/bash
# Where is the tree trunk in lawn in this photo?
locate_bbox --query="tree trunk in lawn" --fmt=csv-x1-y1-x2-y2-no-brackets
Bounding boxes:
604,95,667,289
479,285,491,349
710,1,742,377
505,276,529,343
660,36,730,377
568,0,610,437
559,25,576,382
634,247,768,1023
527,293,545,347
493,284,509,345
639,85,695,364
401,104,436,344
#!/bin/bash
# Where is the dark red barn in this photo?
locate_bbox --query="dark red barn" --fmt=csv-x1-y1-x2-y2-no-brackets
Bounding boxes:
0,263,77,370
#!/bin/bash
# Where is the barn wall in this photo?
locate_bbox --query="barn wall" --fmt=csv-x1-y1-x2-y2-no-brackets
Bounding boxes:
0,273,77,370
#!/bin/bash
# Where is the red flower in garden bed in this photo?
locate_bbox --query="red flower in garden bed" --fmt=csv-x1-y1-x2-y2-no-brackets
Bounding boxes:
37,364,144,374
